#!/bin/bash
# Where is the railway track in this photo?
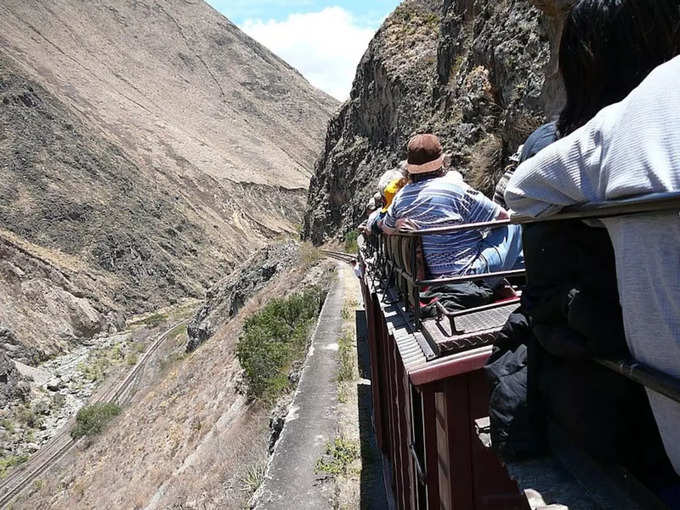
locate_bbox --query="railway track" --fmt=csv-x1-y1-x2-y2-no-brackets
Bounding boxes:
321,249,356,263
0,320,188,509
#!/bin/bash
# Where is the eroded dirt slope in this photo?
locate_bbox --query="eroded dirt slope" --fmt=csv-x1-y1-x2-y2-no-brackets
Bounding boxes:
0,0,338,358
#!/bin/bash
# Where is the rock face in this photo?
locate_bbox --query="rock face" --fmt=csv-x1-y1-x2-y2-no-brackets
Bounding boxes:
303,0,574,243
186,241,300,352
0,0,337,358
0,327,44,367
0,351,29,408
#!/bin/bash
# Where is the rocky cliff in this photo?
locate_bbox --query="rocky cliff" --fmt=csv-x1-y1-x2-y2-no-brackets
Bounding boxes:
304,0,574,243
186,241,300,352
0,0,337,359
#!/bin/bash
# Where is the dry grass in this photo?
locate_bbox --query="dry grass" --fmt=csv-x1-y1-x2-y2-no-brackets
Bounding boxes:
337,330,356,384
299,242,323,268
240,461,267,495
341,297,359,321
315,437,360,476
333,271,364,509
466,133,505,197
0,227,90,274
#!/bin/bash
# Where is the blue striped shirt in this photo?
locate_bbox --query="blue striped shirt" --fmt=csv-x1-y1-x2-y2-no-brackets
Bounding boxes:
384,177,499,276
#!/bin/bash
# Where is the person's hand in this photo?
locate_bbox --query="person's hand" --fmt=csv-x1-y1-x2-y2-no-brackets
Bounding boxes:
495,208,510,220
396,218,418,232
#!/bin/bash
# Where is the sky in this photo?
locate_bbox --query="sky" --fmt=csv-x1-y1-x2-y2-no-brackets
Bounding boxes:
205,1,401,101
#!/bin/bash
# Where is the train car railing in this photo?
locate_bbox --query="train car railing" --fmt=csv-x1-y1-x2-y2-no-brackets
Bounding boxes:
358,243,529,509
507,191,680,508
510,191,680,405
375,220,525,332
512,190,680,224
372,190,680,402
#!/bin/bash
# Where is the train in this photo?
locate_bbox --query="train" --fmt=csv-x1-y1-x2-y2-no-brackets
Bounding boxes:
357,191,680,509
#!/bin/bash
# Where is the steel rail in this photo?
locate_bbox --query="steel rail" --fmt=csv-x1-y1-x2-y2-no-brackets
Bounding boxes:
596,359,680,405
0,319,188,508
320,249,356,263
0,436,76,508
513,190,680,224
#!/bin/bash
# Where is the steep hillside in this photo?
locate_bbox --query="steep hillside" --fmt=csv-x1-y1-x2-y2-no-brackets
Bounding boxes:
304,0,573,243
16,252,334,510
0,0,337,358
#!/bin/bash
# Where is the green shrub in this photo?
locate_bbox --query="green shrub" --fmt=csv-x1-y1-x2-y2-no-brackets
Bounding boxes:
0,455,28,479
315,437,359,476
237,288,325,401
126,352,138,366
344,230,359,254
77,356,110,382
110,344,124,361
337,331,355,383
1,419,15,433
240,461,267,494
71,402,121,439
133,312,167,328
16,405,43,429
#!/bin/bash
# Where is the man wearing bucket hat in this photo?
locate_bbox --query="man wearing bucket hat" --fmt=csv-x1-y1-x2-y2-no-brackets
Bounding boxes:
382,134,523,278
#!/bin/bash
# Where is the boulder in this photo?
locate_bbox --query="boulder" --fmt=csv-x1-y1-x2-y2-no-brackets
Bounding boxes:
0,351,30,407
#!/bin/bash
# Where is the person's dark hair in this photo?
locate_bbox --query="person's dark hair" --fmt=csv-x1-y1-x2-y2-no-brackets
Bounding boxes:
558,0,680,137
408,167,445,183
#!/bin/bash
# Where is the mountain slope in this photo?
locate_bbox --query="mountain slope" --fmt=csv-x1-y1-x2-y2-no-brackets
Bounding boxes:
0,0,338,358
303,0,571,243
0,0,336,188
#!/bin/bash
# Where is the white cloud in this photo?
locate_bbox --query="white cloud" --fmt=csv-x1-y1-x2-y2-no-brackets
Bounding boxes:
240,7,377,101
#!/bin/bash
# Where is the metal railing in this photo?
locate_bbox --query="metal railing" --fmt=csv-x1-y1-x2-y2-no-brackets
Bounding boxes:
364,218,525,331
511,191,680,407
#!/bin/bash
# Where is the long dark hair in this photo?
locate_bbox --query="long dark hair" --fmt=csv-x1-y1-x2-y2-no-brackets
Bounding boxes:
558,0,680,137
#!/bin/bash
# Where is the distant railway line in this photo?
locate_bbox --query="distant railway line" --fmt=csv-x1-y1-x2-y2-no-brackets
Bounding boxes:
321,249,356,263
0,320,188,509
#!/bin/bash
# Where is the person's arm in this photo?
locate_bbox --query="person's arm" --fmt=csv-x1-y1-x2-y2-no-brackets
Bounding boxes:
505,110,615,218
381,222,398,235
380,201,400,235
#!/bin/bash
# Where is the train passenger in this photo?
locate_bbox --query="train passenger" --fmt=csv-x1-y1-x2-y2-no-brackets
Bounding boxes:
366,169,407,235
367,192,381,214
381,133,523,277
493,123,557,209
506,3,680,478
351,259,363,279
362,192,383,237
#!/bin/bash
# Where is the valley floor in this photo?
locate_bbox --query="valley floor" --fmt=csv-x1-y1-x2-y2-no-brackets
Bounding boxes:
0,300,198,476
2,252,389,509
